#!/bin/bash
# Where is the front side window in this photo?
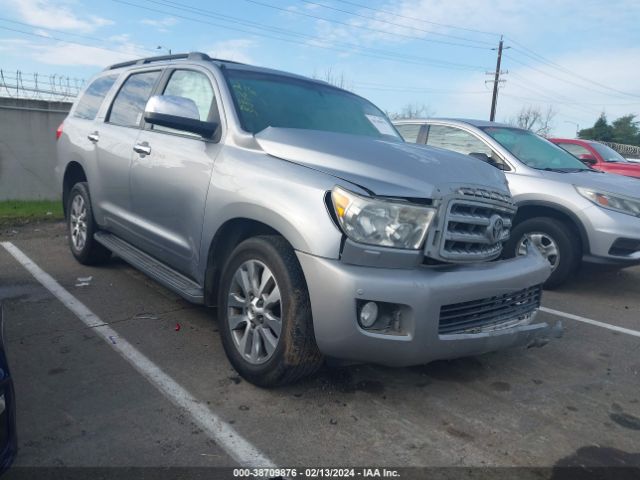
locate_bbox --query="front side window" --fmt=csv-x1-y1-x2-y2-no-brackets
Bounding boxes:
162,70,214,121
426,125,493,156
556,142,592,158
591,142,630,163
481,127,588,171
396,124,422,143
73,74,118,120
224,69,400,140
108,71,161,128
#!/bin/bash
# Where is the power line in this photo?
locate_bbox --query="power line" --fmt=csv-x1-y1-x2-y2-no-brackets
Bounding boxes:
111,0,487,71
290,0,495,47
330,0,499,37
506,35,640,99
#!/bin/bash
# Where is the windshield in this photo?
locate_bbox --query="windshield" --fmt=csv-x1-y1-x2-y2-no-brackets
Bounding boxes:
481,126,589,171
591,142,629,163
224,69,400,140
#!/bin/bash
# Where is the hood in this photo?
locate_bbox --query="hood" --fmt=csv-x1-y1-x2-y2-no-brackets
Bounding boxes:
540,169,640,198
254,127,509,198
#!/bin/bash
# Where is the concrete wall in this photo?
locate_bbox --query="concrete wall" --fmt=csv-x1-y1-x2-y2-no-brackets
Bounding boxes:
0,98,71,200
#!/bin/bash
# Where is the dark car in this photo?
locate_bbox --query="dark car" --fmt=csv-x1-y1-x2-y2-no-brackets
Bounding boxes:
0,305,17,474
550,138,640,179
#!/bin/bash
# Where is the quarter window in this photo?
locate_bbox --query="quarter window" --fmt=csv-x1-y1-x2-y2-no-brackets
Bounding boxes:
396,124,422,143
73,74,118,120
108,71,161,128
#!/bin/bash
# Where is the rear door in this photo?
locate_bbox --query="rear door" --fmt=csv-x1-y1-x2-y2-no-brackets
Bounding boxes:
128,67,223,277
93,69,162,243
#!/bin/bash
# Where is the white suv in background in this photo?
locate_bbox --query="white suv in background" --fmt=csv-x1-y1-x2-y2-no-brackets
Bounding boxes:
395,118,640,288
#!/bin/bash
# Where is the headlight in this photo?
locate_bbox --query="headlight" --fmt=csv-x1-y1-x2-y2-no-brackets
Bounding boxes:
576,186,640,217
331,186,436,249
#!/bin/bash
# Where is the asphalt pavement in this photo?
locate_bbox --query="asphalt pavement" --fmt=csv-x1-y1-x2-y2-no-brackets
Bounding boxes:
1,222,639,476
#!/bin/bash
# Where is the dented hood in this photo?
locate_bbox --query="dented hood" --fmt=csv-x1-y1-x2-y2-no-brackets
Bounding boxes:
254,127,509,198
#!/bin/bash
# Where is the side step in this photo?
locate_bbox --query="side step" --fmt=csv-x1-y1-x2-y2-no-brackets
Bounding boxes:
94,231,204,304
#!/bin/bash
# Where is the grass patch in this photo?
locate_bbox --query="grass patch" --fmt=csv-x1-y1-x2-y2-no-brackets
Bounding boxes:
0,200,64,225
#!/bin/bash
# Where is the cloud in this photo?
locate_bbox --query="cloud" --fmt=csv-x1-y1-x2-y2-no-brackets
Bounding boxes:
2,0,112,33
140,17,178,32
207,39,256,64
0,36,144,67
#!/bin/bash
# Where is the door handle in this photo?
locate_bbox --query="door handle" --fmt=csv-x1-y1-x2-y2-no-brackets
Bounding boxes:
87,132,99,143
133,143,151,156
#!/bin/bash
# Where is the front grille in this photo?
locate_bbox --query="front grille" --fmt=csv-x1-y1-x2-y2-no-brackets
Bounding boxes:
438,285,542,335
439,188,516,262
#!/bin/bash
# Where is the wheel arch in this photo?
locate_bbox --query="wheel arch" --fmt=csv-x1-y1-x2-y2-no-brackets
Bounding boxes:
514,201,589,255
204,218,288,307
62,162,87,218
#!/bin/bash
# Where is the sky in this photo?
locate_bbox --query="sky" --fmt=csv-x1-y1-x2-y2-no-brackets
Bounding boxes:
0,0,639,137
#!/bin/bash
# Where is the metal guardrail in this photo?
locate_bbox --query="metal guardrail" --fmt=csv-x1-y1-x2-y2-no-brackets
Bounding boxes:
0,69,85,101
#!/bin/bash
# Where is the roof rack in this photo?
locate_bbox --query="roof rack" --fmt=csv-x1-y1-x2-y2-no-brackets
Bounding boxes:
105,51,231,71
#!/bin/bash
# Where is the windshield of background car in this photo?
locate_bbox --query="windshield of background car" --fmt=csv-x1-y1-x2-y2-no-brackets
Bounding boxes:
224,69,401,140
481,127,589,171
591,142,630,163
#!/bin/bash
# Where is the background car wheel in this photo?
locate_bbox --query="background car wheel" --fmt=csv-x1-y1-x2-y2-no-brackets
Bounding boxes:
505,217,580,289
218,235,323,387
67,182,111,265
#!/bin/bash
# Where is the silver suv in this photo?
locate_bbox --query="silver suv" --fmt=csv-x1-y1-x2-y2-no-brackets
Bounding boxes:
395,119,640,288
56,53,552,387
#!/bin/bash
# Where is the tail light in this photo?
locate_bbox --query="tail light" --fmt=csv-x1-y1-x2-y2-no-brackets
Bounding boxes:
56,123,63,140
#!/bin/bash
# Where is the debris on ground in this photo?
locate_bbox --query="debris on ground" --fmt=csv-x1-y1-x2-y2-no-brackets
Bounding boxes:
134,313,158,320
75,276,93,287
175,323,181,332
108,336,117,345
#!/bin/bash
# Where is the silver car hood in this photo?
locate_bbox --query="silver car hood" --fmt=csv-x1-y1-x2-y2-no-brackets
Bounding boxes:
540,170,640,198
254,128,509,198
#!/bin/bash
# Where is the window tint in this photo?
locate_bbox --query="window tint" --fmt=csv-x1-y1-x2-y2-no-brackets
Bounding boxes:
73,75,118,120
108,71,160,128
557,143,591,157
426,125,493,156
396,124,422,143
162,70,214,120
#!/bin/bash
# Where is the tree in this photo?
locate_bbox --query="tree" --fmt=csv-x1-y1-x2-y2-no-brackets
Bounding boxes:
387,103,435,120
507,105,556,136
611,114,639,145
578,113,613,142
311,67,350,90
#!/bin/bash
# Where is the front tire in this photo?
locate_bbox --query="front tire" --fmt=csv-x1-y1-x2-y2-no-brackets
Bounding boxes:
67,182,111,265
505,216,580,289
218,235,323,387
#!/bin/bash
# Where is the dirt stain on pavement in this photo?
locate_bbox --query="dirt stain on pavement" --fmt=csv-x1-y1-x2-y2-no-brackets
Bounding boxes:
610,412,640,431
552,446,640,479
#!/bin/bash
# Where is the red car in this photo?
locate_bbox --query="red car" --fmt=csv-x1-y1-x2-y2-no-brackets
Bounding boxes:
550,138,640,179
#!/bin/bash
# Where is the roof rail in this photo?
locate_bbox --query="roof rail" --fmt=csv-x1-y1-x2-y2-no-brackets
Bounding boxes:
105,51,214,71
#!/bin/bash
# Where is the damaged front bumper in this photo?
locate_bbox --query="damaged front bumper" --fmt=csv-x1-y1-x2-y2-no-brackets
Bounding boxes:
297,246,561,366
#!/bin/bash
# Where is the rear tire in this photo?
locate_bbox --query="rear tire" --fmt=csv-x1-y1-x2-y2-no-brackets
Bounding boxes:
504,216,580,289
67,182,111,265
218,235,323,387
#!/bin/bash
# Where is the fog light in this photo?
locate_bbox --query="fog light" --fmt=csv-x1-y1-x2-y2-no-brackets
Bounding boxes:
359,301,378,328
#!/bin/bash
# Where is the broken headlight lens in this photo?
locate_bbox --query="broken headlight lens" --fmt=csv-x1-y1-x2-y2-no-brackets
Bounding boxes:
331,186,436,250
576,186,640,217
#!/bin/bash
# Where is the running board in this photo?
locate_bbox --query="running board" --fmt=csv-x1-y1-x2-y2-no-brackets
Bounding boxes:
94,231,204,304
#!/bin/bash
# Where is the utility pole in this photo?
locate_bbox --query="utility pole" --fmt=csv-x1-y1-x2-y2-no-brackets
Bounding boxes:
487,35,509,121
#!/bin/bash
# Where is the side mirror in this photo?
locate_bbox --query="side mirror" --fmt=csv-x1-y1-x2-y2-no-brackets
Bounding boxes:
144,95,217,137
578,154,597,165
468,152,507,170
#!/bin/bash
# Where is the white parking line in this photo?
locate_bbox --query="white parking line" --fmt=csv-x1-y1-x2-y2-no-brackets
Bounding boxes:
0,241,275,468
540,306,640,338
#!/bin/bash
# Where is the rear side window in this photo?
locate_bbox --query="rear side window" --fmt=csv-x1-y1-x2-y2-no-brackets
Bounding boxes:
73,75,118,120
396,124,422,143
108,71,161,128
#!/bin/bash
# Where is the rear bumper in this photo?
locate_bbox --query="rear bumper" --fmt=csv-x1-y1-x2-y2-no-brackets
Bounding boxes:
297,247,554,366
